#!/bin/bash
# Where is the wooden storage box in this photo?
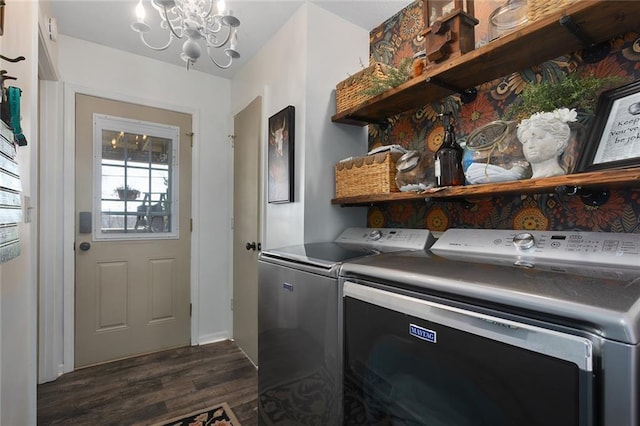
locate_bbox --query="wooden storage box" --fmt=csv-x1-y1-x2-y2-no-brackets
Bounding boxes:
335,152,402,198
335,62,391,114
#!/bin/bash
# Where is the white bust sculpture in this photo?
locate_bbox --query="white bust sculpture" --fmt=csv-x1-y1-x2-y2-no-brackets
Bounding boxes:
516,108,578,178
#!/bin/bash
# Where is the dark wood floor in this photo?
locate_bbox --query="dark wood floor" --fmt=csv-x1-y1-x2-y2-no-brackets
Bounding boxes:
37,340,257,425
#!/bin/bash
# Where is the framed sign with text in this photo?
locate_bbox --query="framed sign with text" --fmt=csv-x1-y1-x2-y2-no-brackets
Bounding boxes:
577,80,640,172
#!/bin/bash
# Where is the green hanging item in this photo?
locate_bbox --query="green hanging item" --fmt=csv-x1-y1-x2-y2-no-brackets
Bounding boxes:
8,86,27,146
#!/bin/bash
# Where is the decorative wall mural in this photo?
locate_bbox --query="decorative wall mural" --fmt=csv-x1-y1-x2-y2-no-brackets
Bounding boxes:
366,1,640,233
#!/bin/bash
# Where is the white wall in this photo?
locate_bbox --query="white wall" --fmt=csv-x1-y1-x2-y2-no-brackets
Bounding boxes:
38,34,236,381
231,6,307,249
0,2,39,425
231,3,368,250
303,4,370,243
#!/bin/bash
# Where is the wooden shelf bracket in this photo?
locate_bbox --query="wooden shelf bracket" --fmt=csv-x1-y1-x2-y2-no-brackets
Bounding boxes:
555,185,611,206
426,77,477,103
558,15,610,63
348,115,391,129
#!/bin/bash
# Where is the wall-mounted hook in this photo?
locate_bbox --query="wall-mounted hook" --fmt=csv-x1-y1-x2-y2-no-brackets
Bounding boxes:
555,185,610,206
427,77,477,104
559,15,610,64
0,54,26,63
0,70,16,82
0,70,15,80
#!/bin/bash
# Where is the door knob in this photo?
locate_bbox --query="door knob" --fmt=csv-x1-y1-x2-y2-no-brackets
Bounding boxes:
245,242,257,251
79,242,91,251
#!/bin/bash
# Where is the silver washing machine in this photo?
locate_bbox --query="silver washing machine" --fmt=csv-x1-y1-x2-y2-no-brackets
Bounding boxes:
340,229,640,426
257,227,435,425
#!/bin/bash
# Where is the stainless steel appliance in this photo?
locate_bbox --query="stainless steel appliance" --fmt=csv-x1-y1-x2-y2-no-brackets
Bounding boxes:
258,228,434,425
341,229,640,426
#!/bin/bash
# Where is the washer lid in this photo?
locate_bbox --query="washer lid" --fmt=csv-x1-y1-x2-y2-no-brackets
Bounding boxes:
259,228,435,269
260,242,376,269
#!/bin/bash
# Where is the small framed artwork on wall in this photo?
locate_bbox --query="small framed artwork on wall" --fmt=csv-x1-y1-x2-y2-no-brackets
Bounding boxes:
577,80,640,172
267,105,295,203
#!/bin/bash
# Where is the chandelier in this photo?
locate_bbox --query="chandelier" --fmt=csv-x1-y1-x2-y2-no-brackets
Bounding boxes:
131,0,240,70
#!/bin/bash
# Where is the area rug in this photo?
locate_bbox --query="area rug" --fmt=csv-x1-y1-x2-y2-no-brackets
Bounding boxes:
153,402,241,426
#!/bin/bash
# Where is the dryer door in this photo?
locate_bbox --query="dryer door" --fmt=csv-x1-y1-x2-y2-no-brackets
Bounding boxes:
343,281,595,426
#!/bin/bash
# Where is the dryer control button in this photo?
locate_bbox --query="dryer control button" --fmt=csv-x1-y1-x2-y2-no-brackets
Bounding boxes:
513,232,535,250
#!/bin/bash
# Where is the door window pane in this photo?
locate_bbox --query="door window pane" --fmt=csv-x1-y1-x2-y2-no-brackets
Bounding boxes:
94,115,179,240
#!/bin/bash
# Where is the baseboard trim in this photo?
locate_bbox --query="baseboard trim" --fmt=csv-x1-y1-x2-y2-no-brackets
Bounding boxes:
197,331,229,346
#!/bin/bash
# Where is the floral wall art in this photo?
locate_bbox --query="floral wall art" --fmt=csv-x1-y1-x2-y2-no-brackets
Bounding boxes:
365,0,640,233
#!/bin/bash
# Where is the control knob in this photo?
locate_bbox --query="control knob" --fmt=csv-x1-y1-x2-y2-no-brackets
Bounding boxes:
513,232,535,250
369,229,383,241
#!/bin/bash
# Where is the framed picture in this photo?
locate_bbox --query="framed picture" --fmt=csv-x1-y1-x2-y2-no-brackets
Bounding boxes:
577,80,640,172
267,105,294,203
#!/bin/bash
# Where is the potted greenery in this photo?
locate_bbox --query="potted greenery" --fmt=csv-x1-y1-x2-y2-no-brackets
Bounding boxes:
361,58,413,98
505,73,627,124
114,184,140,200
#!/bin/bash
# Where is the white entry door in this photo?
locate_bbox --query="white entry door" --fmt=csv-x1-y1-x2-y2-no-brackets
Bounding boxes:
233,97,262,364
75,94,192,368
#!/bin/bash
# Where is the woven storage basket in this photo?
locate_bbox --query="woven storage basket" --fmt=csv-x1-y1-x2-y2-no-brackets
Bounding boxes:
335,152,402,198
335,62,391,114
526,0,579,22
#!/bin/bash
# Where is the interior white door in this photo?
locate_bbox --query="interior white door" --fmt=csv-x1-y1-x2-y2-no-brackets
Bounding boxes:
232,97,262,364
75,94,192,368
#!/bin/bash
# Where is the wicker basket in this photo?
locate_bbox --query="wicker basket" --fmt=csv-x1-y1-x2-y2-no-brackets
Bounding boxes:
335,62,391,114
335,152,402,198
526,0,579,22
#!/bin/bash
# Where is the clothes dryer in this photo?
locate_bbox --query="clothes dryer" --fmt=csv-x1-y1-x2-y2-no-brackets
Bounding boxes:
340,229,640,426
257,227,434,425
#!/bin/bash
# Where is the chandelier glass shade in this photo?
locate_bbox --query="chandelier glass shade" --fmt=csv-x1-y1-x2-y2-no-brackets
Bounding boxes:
131,0,240,70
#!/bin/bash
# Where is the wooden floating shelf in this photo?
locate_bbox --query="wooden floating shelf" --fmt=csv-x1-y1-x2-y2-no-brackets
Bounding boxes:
332,1,640,126
331,167,640,206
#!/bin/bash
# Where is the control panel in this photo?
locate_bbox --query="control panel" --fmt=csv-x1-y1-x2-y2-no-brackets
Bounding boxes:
431,229,640,270
335,228,435,251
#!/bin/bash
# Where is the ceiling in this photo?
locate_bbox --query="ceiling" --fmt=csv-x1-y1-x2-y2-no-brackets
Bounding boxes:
46,0,413,79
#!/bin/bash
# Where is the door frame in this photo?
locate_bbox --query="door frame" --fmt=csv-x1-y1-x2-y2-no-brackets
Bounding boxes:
40,83,201,377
